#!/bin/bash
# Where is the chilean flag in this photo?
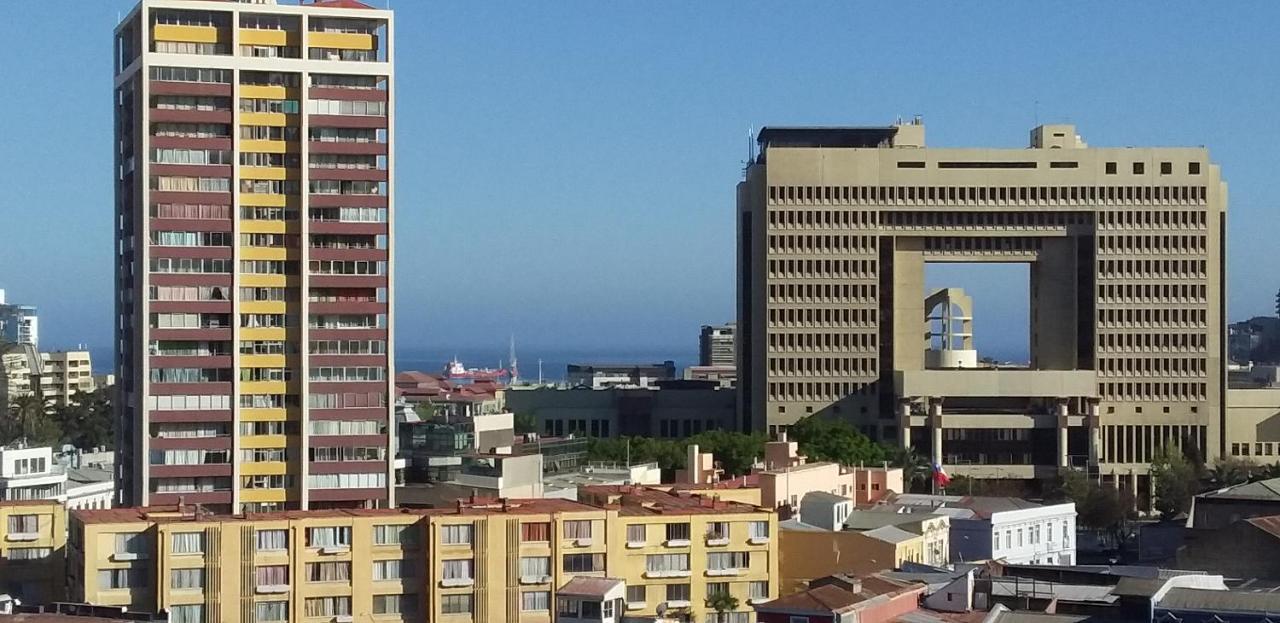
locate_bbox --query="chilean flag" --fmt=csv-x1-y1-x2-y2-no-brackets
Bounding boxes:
932,461,951,488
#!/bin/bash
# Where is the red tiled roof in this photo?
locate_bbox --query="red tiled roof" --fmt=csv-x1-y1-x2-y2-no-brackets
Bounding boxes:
674,474,760,490
0,499,64,509
1246,514,1280,538
73,497,603,525
756,574,921,615
581,485,767,516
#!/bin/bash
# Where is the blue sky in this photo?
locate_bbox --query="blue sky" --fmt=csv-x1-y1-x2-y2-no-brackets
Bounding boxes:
2,2,1279,361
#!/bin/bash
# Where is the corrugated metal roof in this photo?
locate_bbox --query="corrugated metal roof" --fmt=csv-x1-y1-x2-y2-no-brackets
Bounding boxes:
1158,587,1280,613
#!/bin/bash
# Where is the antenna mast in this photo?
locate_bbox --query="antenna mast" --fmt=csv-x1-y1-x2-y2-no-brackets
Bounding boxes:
509,335,519,384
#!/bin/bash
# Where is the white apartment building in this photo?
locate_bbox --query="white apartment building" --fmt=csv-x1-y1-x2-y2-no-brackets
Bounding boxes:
0,445,114,509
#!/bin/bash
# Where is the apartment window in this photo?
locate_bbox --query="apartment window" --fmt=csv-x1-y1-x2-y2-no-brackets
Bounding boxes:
707,551,750,571
522,590,550,612
306,526,352,549
750,581,769,600
564,520,592,540
562,553,605,573
512,521,548,542
748,521,770,539
372,559,413,580
1105,162,1117,175
98,567,147,590
307,561,351,583
7,515,38,534
440,594,472,615
520,556,549,578
308,99,387,116
373,595,416,615
7,547,51,560
171,532,204,554
374,524,416,546
707,582,730,597
706,522,730,540
667,584,691,602
255,601,288,622
441,524,473,545
666,523,691,542
304,597,351,618
114,533,146,555
1133,162,1145,174
646,553,690,573
627,524,646,543
1161,162,1173,175
256,529,287,551
171,568,205,590
1189,162,1201,174
442,559,473,581
255,565,288,587
169,604,204,623
627,585,646,604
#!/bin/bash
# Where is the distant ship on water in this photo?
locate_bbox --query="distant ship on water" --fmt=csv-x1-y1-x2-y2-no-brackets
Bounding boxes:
442,358,509,382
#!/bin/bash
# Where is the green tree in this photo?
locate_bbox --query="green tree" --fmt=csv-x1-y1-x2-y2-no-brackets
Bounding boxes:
889,447,930,493
52,388,114,450
706,591,740,617
1206,456,1258,488
1151,446,1199,520
512,412,538,435
787,416,889,467
686,430,764,477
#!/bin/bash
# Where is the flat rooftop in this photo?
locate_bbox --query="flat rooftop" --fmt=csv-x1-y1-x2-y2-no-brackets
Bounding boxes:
757,126,899,150
72,497,604,525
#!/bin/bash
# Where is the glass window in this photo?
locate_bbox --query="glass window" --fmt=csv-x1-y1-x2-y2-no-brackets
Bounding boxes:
666,584,691,602
372,595,416,615
372,559,414,580
627,524,646,543
521,591,550,612
169,604,204,623
627,584,646,603
307,526,352,548
666,523,691,541
374,524,417,546
519,556,549,578
442,559,473,580
304,597,351,617
255,601,288,622
564,520,592,540
171,568,205,590
562,553,605,573
255,565,288,587
307,561,351,583
441,594,472,614
171,532,204,554
646,553,690,573
521,522,550,542
748,521,769,539
749,581,769,600
441,524,473,545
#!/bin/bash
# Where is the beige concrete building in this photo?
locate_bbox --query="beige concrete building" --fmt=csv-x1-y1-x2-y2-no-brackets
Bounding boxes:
738,122,1227,498
66,487,778,623
42,350,96,407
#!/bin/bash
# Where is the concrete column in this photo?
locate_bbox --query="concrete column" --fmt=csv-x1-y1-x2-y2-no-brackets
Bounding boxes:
1056,399,1070,468
899,400,912,449
929,399,943,466
1086,400,1101,467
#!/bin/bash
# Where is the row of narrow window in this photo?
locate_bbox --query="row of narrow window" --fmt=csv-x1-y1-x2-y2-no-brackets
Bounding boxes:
768,283,877,301
768,382,871,401
1098,235,1207,253
767,357,879,376
767,307,877,326
881,210,1091,229
767,332,878,351
1098,210,1208,229
767,235,877,252
1097,284,1207,302
768,185,1208,205
1098,259,1206,278
1098,308,1207,326
1102,424,1205,465
1099,382,1207,401
1097,357,1208,377
1097,332,1207,352
923,237,1042,253
767,210,876,228
766,259,877,277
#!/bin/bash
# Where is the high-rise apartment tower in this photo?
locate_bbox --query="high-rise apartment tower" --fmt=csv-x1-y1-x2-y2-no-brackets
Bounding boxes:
113,0,395,512
699,323,736,367
738,122,1226,500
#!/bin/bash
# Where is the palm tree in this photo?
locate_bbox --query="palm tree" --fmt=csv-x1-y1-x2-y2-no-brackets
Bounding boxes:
890,447,930,493
5,393,53,444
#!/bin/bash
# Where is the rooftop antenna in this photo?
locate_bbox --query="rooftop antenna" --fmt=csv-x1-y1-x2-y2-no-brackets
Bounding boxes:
509,335,519,384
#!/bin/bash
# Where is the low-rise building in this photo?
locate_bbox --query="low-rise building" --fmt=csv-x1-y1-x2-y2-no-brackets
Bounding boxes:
756,435,902,514
878,494,1077,565
1187,477,1280,530
843,509,951,568
753,573,926,623
566,362,677,389
778,520,931,595
580,485,779,622
799,492,854,531
66,486,779,623
1177,514,1280,579
0,500,66,605
507,382,737,439
0,445,114,510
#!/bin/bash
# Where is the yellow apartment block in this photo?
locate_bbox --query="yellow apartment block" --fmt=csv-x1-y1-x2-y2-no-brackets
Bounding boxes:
0,500,67,605
67,487,778,623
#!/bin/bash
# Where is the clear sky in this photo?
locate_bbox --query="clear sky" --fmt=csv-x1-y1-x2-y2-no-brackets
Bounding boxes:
2,2,1279,361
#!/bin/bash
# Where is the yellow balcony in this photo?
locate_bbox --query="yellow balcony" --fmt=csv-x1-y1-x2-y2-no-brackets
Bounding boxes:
308,32,375,51
238,408,289,422
240,140,294,154
239,166,290,181
238,29,296,47
239,380,289,395
239,112,292,127
241,461,289,476
238,328,288,343
240,488,290,504
240,434,289,449
239,220,292,235
240,354,287,368
238,300,288,315
240,85,291,100
239,193,289,208
153,24,222,45
238,274,288,289
239,246,290,262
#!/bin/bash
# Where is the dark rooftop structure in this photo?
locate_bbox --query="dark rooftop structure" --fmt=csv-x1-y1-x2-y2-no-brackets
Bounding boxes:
756,126,899,151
